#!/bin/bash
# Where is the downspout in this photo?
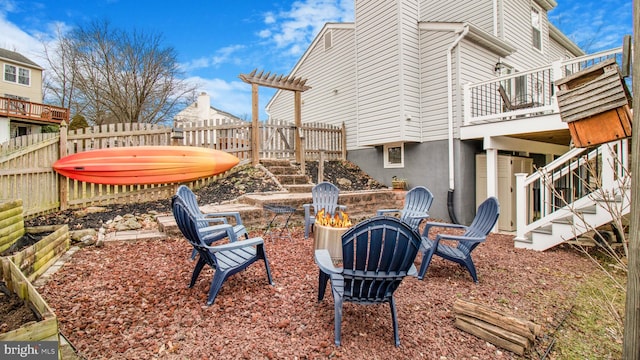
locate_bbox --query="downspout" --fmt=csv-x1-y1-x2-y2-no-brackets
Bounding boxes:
446,24,469,224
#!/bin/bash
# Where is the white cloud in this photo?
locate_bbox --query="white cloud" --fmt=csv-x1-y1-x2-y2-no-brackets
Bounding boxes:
549,1,632,53
0,11,47,59
180,44,246,72
260,0,354,56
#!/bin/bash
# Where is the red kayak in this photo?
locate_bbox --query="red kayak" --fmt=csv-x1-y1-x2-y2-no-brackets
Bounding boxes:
53,146,239,185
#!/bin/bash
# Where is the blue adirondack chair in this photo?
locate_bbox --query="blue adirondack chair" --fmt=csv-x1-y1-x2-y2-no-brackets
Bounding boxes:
172,196,273,305
176,185,248,259
417,197,499,283
303,182,347,238
376,186,434,230
315,216,421,347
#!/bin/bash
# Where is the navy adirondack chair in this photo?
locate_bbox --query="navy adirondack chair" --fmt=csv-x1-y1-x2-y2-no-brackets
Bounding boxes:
303,182,347,238
315,216,421,347
417,197,499,283
176,185,248,259
377,186,434,230
172,196,273,305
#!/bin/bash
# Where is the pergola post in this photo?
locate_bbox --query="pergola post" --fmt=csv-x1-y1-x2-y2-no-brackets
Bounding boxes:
251,83,260,165
294,90,303,164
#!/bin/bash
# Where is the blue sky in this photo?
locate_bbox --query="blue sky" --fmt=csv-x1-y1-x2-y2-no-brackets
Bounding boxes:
0,0,633,120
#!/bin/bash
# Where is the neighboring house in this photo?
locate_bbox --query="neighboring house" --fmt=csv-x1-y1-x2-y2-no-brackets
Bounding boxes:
266,0,593,228
174,92,245,125
0,48,69,143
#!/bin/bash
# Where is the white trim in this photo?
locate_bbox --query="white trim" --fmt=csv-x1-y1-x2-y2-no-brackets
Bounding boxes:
383,142,404,168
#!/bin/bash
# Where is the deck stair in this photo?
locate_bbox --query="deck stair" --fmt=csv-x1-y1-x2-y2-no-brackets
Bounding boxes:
514,140,630,251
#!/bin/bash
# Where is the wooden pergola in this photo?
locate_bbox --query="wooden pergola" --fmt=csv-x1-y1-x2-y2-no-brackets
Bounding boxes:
239,69,311,165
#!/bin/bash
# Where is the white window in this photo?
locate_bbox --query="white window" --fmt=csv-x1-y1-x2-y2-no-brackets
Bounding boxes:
18,68,30,85
3,64,30,85
384,143,404,168
4,64,16,82
531,8,542,51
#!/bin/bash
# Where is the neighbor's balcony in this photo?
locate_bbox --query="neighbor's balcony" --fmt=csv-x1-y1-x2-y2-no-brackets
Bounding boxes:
0,96,69,124
463,47,626,126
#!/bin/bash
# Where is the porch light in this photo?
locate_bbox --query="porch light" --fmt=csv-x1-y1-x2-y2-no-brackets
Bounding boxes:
494,61,506,73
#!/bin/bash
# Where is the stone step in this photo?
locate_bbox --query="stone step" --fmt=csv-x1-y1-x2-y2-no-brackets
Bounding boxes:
266,166,300,175
277,174,310,185
260,158,292,167
285,184,315,193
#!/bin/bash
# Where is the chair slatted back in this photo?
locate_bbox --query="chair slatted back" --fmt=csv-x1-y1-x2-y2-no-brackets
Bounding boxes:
172,196,218,268
340,217,421,304
313,182,342,215
458,197,500,254
401,186,434,229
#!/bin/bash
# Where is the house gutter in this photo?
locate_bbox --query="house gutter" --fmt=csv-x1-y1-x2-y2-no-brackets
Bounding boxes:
446,23,469,224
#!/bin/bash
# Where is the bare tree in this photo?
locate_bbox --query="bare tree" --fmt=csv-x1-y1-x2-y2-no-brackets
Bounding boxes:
44,20,195,125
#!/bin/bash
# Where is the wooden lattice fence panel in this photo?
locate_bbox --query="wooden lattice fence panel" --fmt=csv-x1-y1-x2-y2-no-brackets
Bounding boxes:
178,118,252,161
0,133,60,217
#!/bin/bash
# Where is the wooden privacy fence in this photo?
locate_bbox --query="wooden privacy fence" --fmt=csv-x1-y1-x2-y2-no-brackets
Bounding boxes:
0,118,344,217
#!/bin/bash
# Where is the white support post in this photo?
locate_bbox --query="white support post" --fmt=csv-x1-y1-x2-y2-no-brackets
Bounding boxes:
514,173,527,242
486,147,498,199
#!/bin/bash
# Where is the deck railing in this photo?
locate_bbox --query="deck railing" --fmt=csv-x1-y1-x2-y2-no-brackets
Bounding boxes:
464,47,625,125
0,97,69,123
514,139,629,242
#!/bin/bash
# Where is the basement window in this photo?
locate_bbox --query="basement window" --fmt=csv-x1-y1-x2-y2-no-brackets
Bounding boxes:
384,143,404,168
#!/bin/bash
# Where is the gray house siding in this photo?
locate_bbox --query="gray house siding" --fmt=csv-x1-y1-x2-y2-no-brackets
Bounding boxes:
348,138,481,223
420,0,494,34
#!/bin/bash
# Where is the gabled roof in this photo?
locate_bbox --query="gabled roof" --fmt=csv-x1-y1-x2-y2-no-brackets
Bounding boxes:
0,48,43,69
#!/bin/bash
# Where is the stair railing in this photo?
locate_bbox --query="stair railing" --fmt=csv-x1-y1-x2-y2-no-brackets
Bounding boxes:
515,139,629,242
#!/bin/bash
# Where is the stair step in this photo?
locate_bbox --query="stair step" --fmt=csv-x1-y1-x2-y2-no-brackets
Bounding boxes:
277,175,311,185
260,159,292,167
285,184,315,193
576,205,597,214
552,216,573,225
268,166,300,175
532,225,553,235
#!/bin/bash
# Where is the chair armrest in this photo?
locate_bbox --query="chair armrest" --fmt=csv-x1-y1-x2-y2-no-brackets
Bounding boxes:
199,223,238,242
435,233,486,244
200,216,228,224
314,249,342,274
376,209,400,216
203,211,243,225
303,204,312,219
403,210,429,221
209,237,264,252
422,221,468,237
337,205,347,212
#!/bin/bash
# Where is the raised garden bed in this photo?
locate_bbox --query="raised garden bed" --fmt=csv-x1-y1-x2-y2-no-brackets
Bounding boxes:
0,200,70,282
0,259,59,344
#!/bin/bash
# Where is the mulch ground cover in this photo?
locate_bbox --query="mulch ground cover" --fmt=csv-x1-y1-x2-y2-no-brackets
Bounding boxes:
38,227,594,359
